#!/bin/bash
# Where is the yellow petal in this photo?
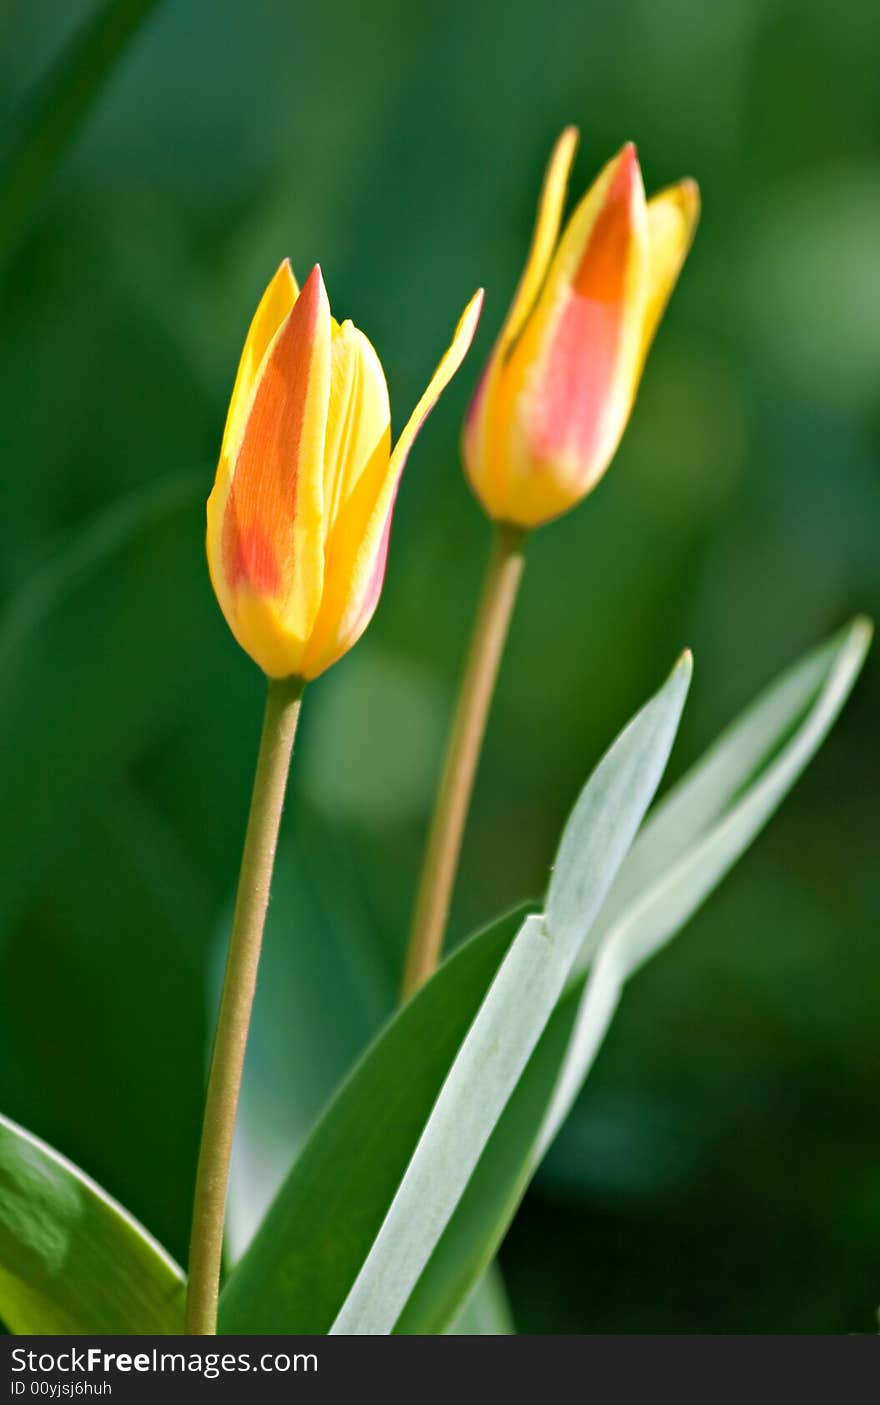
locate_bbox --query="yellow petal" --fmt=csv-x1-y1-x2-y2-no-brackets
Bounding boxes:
463,129,577,504
640,178,700,368
323,319,391,542
301,289,483,678
500,126,579,356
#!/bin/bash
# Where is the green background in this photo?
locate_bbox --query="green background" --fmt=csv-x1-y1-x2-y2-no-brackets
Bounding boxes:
1,0,878,1332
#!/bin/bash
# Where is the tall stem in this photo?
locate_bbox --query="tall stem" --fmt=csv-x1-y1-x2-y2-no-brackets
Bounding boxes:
185,674,304,1335
401,522,525,999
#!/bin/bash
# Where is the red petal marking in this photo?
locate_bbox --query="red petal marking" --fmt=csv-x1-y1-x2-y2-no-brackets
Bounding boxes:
223,265,324,595
532,148,637,468
572,145,636,302
225,524,281,594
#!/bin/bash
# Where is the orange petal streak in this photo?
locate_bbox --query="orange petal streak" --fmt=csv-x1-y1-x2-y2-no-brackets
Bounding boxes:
222,266,324,599
531,145,639,471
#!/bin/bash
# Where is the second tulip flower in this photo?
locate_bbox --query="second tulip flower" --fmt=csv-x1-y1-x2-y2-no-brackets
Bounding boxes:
463,129,699,529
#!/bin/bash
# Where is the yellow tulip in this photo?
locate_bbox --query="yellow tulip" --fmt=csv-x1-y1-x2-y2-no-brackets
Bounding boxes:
207,263,483,678
463,129,699,529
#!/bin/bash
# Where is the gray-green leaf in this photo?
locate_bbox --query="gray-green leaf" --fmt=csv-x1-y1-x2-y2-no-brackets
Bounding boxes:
221,653,691,1334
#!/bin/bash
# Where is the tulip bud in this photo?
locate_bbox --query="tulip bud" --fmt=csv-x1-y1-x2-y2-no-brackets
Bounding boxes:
463,129,699,529
208,264,482,678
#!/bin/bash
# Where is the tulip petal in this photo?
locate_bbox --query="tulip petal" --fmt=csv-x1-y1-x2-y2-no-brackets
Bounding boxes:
501,126,579,356
323,319,391,540
219,259,300,479
463,129,577,498
301,289,483,678
487,143,649,524
207,264,331,677
640,178,700,367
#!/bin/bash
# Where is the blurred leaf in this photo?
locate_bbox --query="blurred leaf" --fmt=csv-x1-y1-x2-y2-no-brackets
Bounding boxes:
0,1111,183,1334
0,468,208,935
735,167,880,412
447,1263,514,1335
225,816,391,1260
396,616,872,1334
0,0,164,255
0,470,224,1261
300,648,447,827
220,654,690,1334
2,797,209,1262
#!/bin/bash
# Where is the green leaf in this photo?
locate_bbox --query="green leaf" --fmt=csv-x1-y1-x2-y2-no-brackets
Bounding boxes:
220,653,691,1334
0,1112,184,1334
331,653,690,1335
218,904,527,1333
447,1263,514,1335
395,615,872,1334
573,614,875,984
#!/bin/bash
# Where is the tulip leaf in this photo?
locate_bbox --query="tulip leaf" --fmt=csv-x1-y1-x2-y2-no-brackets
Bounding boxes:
220,653,691,1333
222,619,868,1336
330,653,690,1335
217,903,526,1333
0,1112,184,1334
394,615,871,1334
448,1263,514,1335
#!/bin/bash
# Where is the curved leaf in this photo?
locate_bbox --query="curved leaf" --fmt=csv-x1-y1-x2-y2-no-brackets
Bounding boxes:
221,654,691,1333
0,1112,184,1334
218,905,527,1332
396,616,871,1333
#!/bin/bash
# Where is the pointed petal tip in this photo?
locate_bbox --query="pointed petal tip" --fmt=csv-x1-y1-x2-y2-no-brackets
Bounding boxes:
298,263,330,318
302,262,325,292
458,287,484,343
558,125,580,155
677,177,701,212
610,141,644,201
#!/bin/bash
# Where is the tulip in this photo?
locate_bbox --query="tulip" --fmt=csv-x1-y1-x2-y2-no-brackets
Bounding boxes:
402,131,699,999
189,262,481,1336
463,128,699,529
207,262,483,679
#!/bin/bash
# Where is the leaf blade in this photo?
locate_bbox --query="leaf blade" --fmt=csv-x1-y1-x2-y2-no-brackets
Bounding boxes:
329,654,691,1334
0,1112,184,1334
396,616,872,1333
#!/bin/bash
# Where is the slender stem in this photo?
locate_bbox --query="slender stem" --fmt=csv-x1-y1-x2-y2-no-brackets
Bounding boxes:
400,522,526,1000
185,674,304,1335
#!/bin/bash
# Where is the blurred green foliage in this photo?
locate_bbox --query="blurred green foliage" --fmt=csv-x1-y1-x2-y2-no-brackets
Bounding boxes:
0,0,877,1332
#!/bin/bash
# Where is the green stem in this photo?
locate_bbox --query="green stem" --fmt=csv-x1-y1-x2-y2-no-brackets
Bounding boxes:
185,674,304,1335
401,522,526,1000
